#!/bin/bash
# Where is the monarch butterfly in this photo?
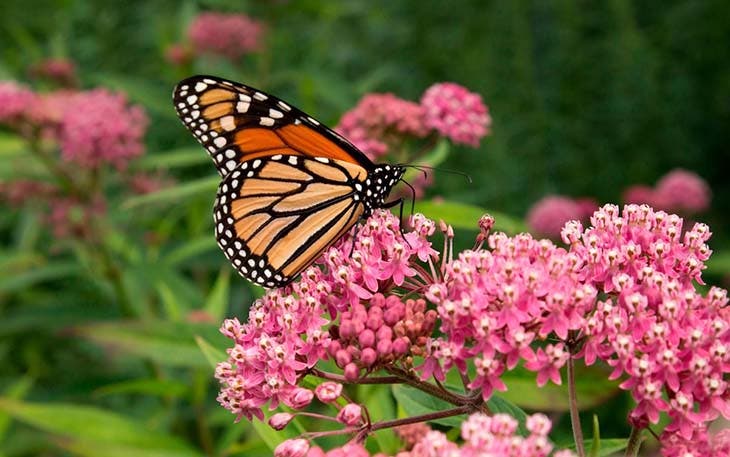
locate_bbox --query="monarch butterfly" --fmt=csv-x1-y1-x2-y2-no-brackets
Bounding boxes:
173,75,405,288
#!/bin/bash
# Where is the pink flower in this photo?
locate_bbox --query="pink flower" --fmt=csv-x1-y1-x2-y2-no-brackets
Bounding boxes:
0,81,37,124
164,43,193,66
420,82,491,147
526,195,585,239
336,403,362,426
0,180,57,206
58,89,148,169
188,12,264,60
623,185,656,206
336,93,428,159
654,168,711,213
275,438,310,457
28,58,77,87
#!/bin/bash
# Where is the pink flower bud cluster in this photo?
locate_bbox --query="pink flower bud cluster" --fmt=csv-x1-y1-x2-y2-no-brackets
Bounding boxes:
286,413,575,457
215,210,437,421
188,12,265,60
329,294,437,380
420,82,491,147
526,195,598,239
661,428,730,457
623,168,711,214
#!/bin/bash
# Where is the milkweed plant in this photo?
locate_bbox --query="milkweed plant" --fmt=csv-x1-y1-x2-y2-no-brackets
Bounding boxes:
209,87,730,456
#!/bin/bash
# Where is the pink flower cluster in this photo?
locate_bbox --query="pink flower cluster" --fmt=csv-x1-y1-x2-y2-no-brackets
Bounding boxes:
526,195,597,239
0,82,148,170
188,12,264,60
216,205,730,455
215,211,437,421
58,89,148,169
336,83,490,160
28,58,77,87
624,168,711,214
0,81,37,124
276,413,575,457
420,82,491,147
336,93,429,159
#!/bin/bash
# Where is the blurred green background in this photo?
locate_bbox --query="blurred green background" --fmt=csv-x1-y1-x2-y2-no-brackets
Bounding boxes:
1,1,728,456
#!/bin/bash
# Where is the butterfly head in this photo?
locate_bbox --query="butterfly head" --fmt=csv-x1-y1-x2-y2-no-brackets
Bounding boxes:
361,164,406,213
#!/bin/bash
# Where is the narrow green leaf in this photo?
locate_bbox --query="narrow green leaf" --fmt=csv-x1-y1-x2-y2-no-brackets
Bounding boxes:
589,414,601,457
391,384,464,428
59,438,202,457
499,365,620,412
706,252,730,275
155,281,186,321
0,261,80,293
0,398,199,454
194,335,227,370
0,133,25,157
93,74,176,119
0,377,33,441
486,395,528,436
122,175,219,209
76,321,226,369
204,268,231,321
414,199,527,234
162,237,217,267
571,439,627,457
94,379,190,399
133,147,209,170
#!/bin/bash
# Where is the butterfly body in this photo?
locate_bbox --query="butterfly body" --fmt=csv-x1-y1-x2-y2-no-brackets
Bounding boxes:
174,76,404,288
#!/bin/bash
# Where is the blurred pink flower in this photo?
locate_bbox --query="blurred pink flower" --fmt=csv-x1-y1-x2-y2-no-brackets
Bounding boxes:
0,180,57,206
0,81,37,124
57,89,148,169
526,195,584,239
45,195,106,240
623,184,656,206
164,43,193,66
126,171,174,194
654,168,711,213
420,82,491,147
188,12,264,60
29,58,77,87
336,93,428,159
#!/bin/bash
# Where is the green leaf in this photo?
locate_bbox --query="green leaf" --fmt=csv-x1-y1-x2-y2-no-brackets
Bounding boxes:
155,280,187,321
204,268,231,321
414,199,527,234
486,395,528,436
359,384,398,454
391,384,464,428
194,335,227,370
499,365,620,412
93,74,176,119
0,133,25,157
0,398,200,456
589,414,601,457
573,439,627,457
133,147,209,170
706,252,730,275
0,377,33,441
403,139,450,183
94,379,190,399
162,237,217,267
122,175,219,209
76,321,226,369
0,261,80,294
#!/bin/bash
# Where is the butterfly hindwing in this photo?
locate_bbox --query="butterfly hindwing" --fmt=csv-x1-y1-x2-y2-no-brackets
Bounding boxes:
213,155,367,287
173,75,373,177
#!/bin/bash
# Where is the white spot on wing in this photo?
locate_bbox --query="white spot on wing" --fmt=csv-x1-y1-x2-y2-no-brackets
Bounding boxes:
260,117,275,127
195,82,208,92
220,116,236,131
237,101,250,113
269,109,283,119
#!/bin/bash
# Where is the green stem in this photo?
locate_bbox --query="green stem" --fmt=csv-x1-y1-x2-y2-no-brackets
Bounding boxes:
624,427,644,457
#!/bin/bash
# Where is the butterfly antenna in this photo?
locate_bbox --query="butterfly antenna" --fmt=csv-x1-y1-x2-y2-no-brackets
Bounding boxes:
403,164,472,184
402,179,417,215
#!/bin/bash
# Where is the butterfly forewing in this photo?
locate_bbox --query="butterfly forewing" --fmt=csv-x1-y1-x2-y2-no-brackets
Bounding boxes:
214,155,366,287
173,76,372,177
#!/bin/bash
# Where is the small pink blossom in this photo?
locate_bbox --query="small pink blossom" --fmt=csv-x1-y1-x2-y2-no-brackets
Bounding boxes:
420,82,490,147
188,12,264,60
315,382,343,403
275,438,310,457
336,403,363,426
164,43,193,66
